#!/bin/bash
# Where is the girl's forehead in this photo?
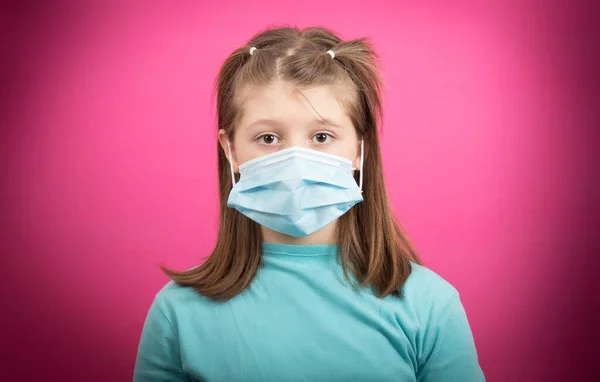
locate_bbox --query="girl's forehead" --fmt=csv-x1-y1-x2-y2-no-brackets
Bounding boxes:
236,81,355,128
238,81,341,102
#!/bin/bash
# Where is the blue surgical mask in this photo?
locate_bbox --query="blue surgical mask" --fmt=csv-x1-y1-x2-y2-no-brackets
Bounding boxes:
226,142,364,237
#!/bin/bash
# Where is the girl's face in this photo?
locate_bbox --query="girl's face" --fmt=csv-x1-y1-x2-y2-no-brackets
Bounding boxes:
219,81,362,173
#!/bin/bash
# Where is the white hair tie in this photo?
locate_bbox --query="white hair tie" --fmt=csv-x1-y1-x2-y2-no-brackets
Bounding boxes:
249,47,257,56
326,50,335,59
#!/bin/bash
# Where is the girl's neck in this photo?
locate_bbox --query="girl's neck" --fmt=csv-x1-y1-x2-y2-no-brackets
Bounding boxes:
261,220,338,245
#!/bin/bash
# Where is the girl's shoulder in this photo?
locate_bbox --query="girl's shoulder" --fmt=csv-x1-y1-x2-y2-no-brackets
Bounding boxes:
401,261,460,307
152,279,214,312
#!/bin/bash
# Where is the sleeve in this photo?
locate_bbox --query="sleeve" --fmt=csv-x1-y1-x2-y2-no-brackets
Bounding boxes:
416,291,485,382
133,294,191,382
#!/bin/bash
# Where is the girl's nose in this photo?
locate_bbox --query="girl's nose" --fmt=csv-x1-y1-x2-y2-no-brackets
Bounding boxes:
283,135,312,150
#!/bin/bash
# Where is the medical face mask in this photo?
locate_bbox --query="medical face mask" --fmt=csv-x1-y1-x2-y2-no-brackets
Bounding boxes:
226,141,364,237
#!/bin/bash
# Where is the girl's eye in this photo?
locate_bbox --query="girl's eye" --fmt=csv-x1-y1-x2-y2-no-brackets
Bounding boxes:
258,134,279,145
312,133,332,144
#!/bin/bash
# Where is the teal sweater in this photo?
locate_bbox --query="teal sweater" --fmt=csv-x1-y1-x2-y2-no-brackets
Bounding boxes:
134,243,485,381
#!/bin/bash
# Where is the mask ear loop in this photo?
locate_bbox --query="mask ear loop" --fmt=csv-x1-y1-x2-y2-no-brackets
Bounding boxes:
227,141,236,186
359,139,364,193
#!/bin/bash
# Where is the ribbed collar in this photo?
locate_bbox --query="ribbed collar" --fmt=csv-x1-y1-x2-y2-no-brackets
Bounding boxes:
262,242,340,257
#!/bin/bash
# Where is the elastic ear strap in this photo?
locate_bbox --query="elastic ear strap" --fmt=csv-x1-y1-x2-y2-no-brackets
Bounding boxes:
359,139,364,192
227,141,236,186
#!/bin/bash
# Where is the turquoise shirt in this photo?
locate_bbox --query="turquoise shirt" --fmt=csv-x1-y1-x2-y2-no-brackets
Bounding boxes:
134,243,485,381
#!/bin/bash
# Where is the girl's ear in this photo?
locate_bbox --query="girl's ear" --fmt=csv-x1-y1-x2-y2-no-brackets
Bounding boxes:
218,129,239,173
353,153,362,171
354,139,364,171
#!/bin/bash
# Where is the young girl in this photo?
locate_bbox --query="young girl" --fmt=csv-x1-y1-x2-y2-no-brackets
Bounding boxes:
134,26,485,381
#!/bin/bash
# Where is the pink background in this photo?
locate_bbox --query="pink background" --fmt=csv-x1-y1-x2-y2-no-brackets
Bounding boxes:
2,1,598,381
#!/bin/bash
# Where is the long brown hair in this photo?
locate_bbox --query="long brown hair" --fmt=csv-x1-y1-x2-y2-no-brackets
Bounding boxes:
162,26,422,301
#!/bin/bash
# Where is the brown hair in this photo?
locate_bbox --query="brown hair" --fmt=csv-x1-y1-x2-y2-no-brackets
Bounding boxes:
162,25,422,301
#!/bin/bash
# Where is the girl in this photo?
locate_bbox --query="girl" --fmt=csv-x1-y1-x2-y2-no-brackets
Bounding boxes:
134,26,485,381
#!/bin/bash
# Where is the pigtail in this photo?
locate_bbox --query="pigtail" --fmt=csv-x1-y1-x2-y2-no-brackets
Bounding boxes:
327,39,384,129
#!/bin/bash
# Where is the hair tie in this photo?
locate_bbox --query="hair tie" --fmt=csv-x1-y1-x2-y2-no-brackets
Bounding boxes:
249,47,257,56
326,50,335,59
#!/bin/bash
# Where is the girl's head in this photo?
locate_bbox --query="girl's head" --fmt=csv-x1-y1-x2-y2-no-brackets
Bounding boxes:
216,27,379,186
163,26,420,300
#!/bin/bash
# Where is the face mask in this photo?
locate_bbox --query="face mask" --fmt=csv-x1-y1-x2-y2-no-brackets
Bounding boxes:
226,141,364,237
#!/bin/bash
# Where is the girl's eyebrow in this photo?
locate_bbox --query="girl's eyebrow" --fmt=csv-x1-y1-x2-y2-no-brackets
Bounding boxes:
246,118,285,130
316,118,345,129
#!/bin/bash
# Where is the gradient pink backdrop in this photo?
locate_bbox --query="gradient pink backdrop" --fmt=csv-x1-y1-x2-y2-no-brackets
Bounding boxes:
2,1,598,381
